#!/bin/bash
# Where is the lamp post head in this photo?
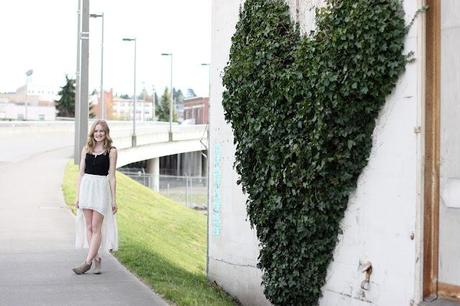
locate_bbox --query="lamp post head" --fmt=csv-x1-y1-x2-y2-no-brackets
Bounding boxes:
90,13,103,18
161,53,172,56
122,37,136,42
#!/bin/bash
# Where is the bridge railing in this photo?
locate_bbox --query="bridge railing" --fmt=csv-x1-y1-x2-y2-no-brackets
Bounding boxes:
110,123,208,149
119,169,208,211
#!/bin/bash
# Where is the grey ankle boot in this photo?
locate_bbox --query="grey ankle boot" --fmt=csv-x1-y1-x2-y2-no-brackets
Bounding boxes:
93,258,102,274
72,261,92,275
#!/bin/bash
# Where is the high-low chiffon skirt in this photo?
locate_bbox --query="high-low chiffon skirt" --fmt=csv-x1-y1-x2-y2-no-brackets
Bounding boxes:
75,173,119,253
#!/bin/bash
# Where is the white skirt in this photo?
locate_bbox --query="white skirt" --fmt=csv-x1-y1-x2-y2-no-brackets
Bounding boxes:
75,173,119,253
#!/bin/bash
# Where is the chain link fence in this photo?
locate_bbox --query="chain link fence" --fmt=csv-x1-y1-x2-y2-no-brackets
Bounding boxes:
119,168,208,211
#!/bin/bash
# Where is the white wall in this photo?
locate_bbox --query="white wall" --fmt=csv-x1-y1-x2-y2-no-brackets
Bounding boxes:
209,1,424,305
438,0,460,287
209,0,270,305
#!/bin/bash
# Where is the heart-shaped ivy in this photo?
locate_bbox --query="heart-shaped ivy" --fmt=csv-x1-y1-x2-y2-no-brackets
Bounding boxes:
222,0,409,305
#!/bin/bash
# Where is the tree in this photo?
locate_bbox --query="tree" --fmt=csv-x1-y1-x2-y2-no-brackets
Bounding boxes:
157,87,177,122
173,88,184,103
173,88,185,120
153,91,160,120
55,75,75,117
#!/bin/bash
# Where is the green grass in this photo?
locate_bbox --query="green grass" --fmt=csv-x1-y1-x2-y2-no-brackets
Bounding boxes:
161,192,208,207
62,161,236,306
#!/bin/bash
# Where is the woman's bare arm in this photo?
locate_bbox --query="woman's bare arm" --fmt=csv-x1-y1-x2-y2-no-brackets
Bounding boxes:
108,148,118,214
75,147,87,208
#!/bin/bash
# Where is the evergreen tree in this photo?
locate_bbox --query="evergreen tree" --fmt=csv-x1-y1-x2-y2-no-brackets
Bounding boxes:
173,88,184,104
157,87,177,122
154,92,160,108
153,91,160,120
55,75,75,117
173,88,184,120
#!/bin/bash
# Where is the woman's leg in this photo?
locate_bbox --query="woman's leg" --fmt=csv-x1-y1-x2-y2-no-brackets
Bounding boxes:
82,209,93,247
85,210,104,263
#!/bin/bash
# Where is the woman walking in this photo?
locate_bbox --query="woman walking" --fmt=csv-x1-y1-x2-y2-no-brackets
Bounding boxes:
73,120,118,274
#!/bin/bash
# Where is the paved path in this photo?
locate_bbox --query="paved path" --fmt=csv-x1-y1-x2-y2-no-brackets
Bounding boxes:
0,142,168,305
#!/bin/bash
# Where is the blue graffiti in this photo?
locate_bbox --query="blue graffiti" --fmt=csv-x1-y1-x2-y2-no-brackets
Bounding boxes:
212,143,222,236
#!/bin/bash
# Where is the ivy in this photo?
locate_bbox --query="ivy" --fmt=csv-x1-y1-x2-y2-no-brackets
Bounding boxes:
222,0,409,305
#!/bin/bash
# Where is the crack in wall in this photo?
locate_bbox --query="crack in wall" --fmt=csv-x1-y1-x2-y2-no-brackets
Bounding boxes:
210,256,258,268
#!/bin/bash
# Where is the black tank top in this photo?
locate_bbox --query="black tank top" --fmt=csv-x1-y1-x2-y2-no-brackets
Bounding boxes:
84,148,114,176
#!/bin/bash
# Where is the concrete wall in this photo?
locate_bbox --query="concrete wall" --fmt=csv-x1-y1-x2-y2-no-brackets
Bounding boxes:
209,0,424,305
209,0,269,305
319,2,423,304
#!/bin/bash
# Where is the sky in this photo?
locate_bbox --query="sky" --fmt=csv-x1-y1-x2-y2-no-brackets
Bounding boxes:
0,0,211,97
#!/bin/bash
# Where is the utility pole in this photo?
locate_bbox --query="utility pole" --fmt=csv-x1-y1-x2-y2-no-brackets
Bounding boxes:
73,0,82,164
74,0,89,164
161,53,173,141
122,37,137,147
90,13,105,119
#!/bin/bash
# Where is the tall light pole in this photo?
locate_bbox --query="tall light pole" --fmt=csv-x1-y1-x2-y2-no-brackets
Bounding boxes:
123,37,137,147
74,0,89,164
201,62,211,276
24,69,33,120
161,53,173,141
90,13,105,119
74,0,82,164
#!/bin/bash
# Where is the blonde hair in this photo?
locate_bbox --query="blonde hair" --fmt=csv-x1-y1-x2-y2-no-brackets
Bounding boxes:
86,120,113,153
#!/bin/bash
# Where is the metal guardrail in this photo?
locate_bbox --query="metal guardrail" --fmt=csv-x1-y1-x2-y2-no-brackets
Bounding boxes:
119,169,208,211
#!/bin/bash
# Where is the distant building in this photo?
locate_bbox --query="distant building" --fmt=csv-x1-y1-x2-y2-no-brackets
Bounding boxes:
90,89,114,120
16,83,58,102
175,99,185,122
111,95,154,121
183,97,209,124
0,84,57,120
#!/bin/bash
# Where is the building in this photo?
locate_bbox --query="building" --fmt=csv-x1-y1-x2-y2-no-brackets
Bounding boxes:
183,97,209,124
208,1,457,305
16,83,58,102
0,83,57,121
111,95,154,121
89,89,114,120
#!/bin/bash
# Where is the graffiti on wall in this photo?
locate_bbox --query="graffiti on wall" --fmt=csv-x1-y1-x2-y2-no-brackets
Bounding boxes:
212,143,223,236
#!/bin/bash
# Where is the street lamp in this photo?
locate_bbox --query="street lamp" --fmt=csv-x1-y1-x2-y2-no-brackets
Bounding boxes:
25,69,33,120
90,13,105,119
123,37,137,147
161,52,173,141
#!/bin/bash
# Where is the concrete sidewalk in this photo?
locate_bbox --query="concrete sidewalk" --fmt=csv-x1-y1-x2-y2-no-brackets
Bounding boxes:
0,146,168,306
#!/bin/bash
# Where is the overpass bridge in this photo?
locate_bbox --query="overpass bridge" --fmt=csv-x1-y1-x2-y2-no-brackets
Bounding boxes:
112,123,207,167
0,121,208,191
